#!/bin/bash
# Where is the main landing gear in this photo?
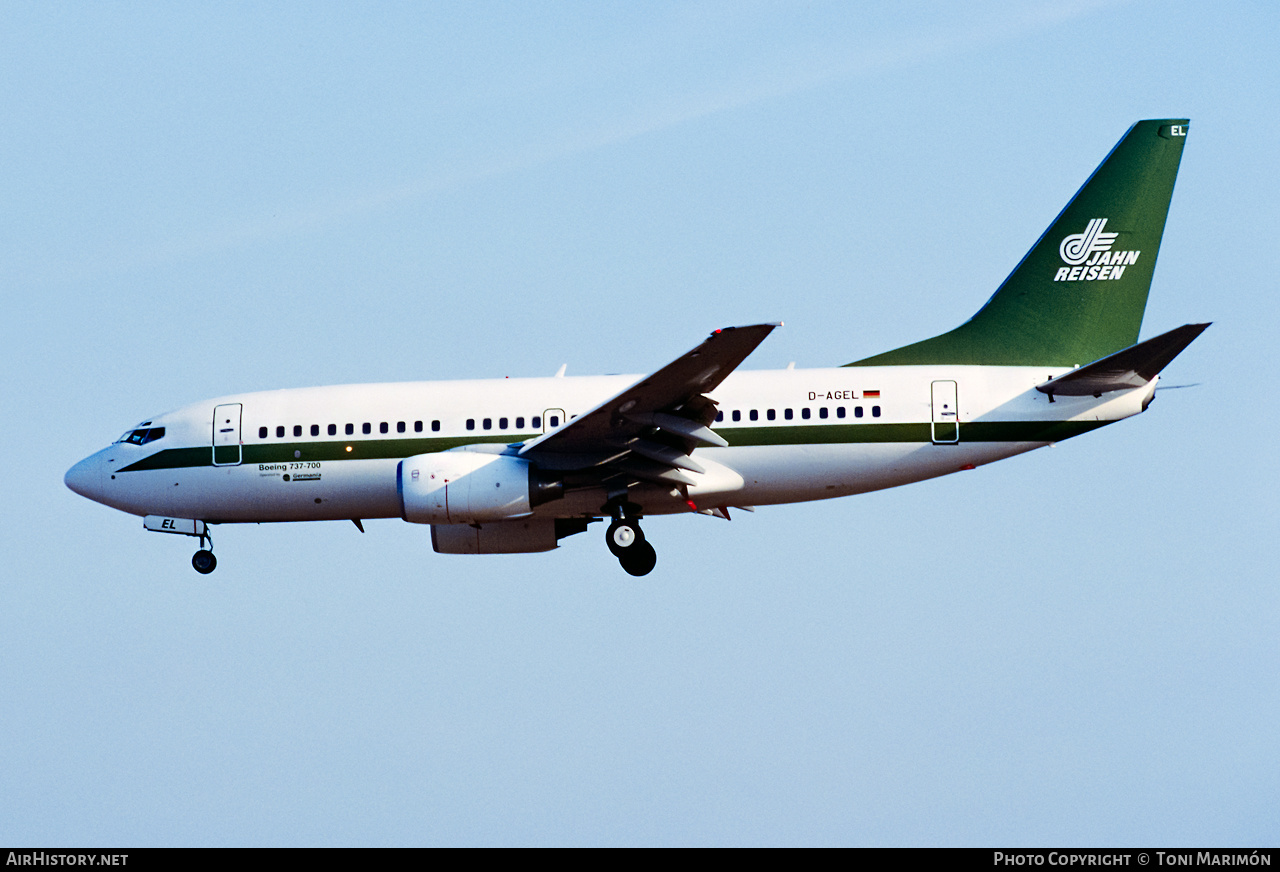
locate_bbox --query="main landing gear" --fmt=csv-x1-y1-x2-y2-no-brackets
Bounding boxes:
605,504,657,577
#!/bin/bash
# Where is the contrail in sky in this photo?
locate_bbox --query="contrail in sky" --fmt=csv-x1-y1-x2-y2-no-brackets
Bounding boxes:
98,0,1124,276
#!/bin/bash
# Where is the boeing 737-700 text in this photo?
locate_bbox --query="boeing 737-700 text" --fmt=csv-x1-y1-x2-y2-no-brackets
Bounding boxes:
66,119,1207,577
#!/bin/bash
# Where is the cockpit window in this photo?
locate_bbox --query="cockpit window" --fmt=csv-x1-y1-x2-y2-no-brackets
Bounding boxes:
116,427,166,445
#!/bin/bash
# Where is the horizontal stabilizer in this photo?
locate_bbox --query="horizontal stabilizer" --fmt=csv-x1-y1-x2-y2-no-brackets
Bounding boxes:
1036,323,1209,398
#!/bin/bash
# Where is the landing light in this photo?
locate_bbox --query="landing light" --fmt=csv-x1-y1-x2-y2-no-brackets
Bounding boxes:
345,445,352,452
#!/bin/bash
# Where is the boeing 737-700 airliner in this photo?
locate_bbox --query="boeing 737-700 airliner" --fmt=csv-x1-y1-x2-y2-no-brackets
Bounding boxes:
66,119,1207,576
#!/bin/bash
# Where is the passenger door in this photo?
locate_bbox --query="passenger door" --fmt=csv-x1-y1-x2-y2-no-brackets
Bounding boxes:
931,381,959,444
212,403,243,465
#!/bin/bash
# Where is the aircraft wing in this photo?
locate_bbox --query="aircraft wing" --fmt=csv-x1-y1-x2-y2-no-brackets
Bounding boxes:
518,323,779,486
1036,323,1210,399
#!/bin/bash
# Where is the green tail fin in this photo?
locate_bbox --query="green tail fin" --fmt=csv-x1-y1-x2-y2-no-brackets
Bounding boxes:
847,119,1190,368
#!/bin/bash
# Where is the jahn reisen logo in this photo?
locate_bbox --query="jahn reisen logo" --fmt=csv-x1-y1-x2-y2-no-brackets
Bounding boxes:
1054,218,1140,282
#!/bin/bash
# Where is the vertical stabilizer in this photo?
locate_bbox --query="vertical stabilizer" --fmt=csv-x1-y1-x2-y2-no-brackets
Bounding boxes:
847,120,1189,367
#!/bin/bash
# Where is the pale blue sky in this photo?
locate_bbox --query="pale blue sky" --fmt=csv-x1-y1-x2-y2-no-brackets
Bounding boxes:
3,0,1277,846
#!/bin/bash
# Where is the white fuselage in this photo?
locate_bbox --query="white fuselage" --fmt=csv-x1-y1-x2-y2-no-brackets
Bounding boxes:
66,364,1155,525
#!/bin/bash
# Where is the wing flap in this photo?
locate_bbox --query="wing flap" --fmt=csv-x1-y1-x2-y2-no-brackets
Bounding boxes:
612,438,706,474
519,324,777,493
612,457,699,487
624,412,729,448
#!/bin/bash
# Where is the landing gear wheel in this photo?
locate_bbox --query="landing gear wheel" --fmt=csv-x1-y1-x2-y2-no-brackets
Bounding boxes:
192,549,217,574
604,501,653,575
606,520,644,558
618,540,658,577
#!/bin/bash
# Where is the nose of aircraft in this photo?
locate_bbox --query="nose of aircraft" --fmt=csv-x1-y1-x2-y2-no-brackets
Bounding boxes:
65,454,103,501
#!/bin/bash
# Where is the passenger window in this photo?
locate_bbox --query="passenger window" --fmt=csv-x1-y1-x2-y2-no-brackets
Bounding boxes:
716,411,724,422
380,422,389,434
466,419,475,431
397,421,406,433
328,424,337,436
767,409,776,421
432,420,441,432
819,408,828,419
784,409,793,420
749,410,759,421
362,423,371,435
549,416,560,427
310,425,320,437
276,426,285,438
802,408,811,420
516,417,525,429
499,417,508,429
346,423,354,435
483,418,492,430
294,425,303,437
855,406,864,418
259,426,267,439
732,410,741,422
531,417,541,428
836,407,846,419
414,421,423,433
872,406,881,418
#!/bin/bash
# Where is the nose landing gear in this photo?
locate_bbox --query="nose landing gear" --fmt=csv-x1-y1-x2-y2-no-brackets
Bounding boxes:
142,516,218,575
192,549,217,574
605,503,657,576
191,526,216,574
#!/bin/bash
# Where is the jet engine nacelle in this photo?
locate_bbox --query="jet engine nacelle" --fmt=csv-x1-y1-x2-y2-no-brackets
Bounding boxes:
398,450,562,524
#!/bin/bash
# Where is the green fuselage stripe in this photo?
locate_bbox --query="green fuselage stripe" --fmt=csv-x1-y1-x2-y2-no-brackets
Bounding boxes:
722,420,1106,446
117,420,1108,473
